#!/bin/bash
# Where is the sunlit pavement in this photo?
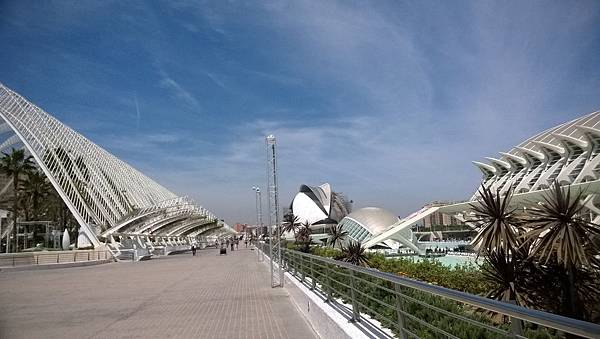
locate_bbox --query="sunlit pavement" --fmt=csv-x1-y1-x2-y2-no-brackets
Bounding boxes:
0,247,318,339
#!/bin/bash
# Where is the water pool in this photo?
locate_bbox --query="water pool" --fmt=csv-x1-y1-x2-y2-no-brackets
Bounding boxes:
390,254,481,268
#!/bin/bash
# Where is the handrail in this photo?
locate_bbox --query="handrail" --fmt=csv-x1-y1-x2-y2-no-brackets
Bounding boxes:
281,248,600,338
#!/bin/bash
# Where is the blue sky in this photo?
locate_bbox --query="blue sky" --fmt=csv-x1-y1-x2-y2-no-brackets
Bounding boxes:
1,1,600,223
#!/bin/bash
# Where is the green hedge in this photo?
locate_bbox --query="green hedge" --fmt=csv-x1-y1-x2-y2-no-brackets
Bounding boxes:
367,253,492,295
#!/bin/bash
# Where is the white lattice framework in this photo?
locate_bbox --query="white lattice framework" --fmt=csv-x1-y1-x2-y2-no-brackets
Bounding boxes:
472,111,600,199
266,134,283,288
0,83,226,247
361,110,600,250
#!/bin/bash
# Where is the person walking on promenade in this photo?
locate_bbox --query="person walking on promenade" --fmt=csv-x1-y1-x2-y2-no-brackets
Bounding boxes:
230,239,234,251
235,239,239,250
191,245,196,256
244,239,248,248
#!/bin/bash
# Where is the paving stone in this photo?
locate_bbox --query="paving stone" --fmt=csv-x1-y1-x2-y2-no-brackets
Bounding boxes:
0,248,318,339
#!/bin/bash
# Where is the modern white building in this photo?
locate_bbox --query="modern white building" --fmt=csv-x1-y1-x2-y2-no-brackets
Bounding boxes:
472,111,600,198
0,83,234,256
365,110,600,251
337,207,419,252
290,183,351,225
339,207,398,243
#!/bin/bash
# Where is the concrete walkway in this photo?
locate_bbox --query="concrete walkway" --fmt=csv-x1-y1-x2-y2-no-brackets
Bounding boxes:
0,247,319,339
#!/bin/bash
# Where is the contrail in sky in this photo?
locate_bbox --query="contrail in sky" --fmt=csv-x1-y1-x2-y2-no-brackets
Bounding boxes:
134,93,140,130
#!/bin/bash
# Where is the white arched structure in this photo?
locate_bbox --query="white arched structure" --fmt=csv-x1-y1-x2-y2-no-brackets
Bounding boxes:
0,83,231,249
472,111,600,197
362,110,600,250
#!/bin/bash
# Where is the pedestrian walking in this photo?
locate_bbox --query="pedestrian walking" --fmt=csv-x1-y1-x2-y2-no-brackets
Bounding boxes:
230,240,234,251
191,245,196,256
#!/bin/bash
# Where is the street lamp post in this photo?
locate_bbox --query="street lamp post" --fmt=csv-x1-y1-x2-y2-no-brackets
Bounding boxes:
252,186,264,262
266,135,283,288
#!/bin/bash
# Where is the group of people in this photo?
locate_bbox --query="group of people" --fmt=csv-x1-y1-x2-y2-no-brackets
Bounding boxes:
215,237,242,252
190,236,250,256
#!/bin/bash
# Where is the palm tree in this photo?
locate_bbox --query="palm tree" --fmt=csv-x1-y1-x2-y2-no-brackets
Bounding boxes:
471,185,534,310
21,169,51,220
327,224,347,248
481,246,536,306
341,240,369,267
524,180,600,319
45,189,72,229
296,221,312,252
470,185,521,255
0,148,35,252
282,213,301,237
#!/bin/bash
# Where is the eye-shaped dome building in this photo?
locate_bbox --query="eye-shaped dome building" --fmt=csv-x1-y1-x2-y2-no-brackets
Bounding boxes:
338,207,399,242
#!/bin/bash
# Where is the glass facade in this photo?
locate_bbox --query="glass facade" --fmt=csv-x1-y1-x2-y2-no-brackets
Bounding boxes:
338,217,373,242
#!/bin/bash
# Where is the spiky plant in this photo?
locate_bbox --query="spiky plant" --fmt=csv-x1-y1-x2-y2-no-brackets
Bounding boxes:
524,180,600,320
481,247,535,307
525,181,600,267
470,185,521,255
341,240,369,267
296,221,312,253
327,224,348,248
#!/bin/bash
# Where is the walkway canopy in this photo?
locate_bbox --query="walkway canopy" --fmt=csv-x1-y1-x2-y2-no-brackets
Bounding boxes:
0,83,232,247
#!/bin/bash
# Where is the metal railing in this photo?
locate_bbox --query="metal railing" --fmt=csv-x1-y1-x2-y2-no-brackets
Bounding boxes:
276,247,600,339
0,250,112,267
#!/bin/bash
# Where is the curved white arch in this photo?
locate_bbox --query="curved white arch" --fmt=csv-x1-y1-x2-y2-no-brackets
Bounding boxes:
472,111,600,197
0,83,222,246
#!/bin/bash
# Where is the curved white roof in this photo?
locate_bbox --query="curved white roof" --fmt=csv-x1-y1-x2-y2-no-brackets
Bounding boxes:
473,110,600,197
0,83,222,245
343,207,399,235
291,192,328,224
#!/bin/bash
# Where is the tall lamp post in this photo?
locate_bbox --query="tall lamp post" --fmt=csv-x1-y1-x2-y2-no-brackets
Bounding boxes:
266,134,283,288
252,186,264,262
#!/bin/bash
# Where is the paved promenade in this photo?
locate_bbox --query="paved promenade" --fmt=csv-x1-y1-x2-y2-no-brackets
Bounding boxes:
0,247,318,339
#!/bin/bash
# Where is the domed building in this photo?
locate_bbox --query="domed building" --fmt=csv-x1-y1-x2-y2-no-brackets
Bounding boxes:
337,207,418,251
338,207,398,243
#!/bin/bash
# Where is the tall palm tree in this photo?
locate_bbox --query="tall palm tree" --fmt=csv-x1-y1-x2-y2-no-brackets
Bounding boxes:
21,169,51,220
341,240,369,267
327,224,347,248
524,181,600,319
282,213,301,237
0,148,35,252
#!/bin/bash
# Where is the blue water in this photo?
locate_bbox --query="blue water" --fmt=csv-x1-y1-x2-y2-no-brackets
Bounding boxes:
408,255,481,268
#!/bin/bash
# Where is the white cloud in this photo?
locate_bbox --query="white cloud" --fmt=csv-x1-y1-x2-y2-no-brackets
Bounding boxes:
169,1,600,222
